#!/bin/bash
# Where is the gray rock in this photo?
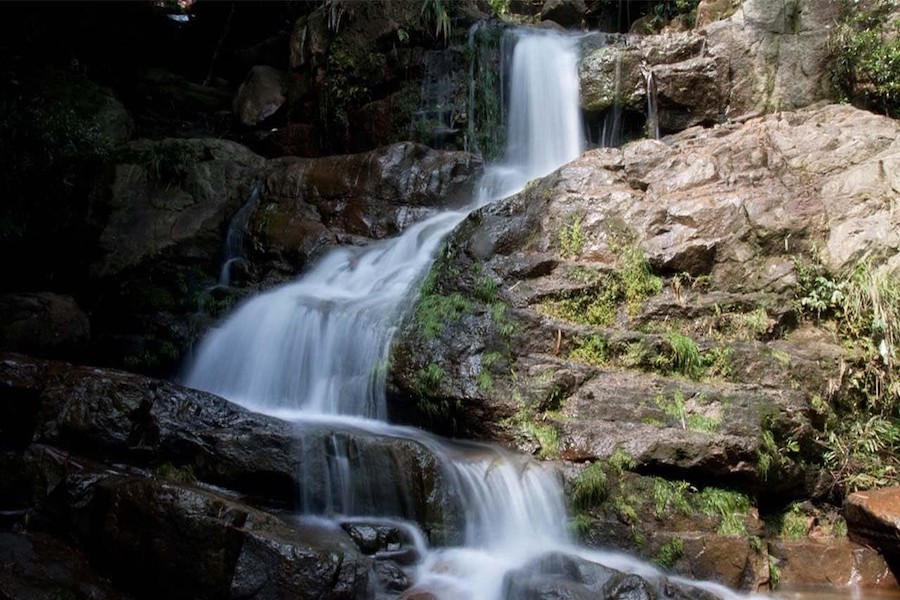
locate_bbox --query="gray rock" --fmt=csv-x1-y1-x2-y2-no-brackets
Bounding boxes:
0,293,90,359
233,65,289,127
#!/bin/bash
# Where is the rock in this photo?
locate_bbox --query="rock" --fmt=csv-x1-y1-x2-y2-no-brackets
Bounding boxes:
390,104,898,488
0,353,457,538
0,293,90,359
579,32,727,132
541,0,588,28
72,475,370,599
705,0,839,117
844,487,900,563
0,531,126,600
372,559,411,593
252,142,477,278
233,65,289,127
768,539,898,589
92,137,264,279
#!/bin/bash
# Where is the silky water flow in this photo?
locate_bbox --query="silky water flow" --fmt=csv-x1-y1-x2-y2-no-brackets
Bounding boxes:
185,28,747,600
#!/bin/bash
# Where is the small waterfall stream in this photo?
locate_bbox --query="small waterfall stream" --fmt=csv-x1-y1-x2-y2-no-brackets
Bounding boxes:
185,28,745,600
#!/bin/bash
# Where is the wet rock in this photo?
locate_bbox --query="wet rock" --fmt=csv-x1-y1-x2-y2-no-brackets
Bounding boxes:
372,559,411,593
768,539,898,589
72,475,370,600
252,142,477,278
0,353,456,534
233,65,288,127
0,293,90,360
92,138,264,279
844,487,900,563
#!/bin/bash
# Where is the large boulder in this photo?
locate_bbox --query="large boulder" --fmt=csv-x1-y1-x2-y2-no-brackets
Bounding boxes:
705,0,839,116
233,65,289,127
578,0,840,134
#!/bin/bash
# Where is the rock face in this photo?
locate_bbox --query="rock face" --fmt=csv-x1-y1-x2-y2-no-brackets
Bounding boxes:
86,139,476,377
579,0,839,135
389,103,900,588
233,65,289,127
251,142,478,280
844,487,900,565
0,352,470,598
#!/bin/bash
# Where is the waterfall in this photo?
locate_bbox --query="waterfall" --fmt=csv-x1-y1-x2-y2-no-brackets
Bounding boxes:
218,180,261,287
600,50,624,148
184,28,744,600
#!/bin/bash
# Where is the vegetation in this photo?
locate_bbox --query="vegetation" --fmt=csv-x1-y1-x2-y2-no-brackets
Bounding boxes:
539,241,662,326
831,0,900,117
653,478,692,518
573,462,609,510
794,257,900,491
557,215,586,258
695,487,752,535
654,537,685,569
568,335,608,366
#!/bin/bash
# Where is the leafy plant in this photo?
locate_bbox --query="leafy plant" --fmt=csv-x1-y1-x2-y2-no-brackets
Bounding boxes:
653,478,692,518
830,0,900,117
569,335,608,366
665,332,704,379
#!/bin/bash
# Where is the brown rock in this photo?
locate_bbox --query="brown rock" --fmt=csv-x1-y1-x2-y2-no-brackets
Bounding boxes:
769,538,898,589
844,487,900,562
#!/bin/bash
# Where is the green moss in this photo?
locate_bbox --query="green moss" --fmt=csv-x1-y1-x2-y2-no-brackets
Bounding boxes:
654,537,685,569
520,421,560,459
558,214,586,258
414,288,471,339
776,502,810,539
153,462,196,484
537,243,661,327
568,513,592,538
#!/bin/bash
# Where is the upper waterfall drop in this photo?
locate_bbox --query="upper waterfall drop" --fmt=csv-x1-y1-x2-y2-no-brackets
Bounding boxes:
184,29,585,420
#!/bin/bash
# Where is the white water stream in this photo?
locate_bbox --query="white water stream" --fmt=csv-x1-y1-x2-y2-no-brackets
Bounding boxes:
185,29,746,600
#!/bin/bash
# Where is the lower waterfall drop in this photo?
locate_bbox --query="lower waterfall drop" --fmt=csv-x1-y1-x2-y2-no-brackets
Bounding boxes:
184,28,746,600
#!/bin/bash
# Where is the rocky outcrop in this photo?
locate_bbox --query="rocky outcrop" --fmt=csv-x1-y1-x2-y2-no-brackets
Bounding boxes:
578,0,840,135
541,0,588,28
233,65,289,127
87,139,476,376
0,352,468,598
389,103,900,587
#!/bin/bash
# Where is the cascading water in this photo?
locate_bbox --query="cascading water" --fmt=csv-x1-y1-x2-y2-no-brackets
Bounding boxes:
184,28,745,600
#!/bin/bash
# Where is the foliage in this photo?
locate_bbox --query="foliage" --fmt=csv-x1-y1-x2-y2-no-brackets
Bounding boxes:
568,335,608,366
568,513,592,538
414,265,472,339
558,215,586,258
413,362,445,397
487,0,510,17
830,0,900,117
794,256,900,491
757,418,800,482
648,0,700,30
153,462,196,484
654,390,722,433
665,332,704,379
520,420,560,458
653,478,692,518
774,502,810,539
421,0,451,41
654,537,685,569
539,242,661,326
695,487,752,535
573,462,609,510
